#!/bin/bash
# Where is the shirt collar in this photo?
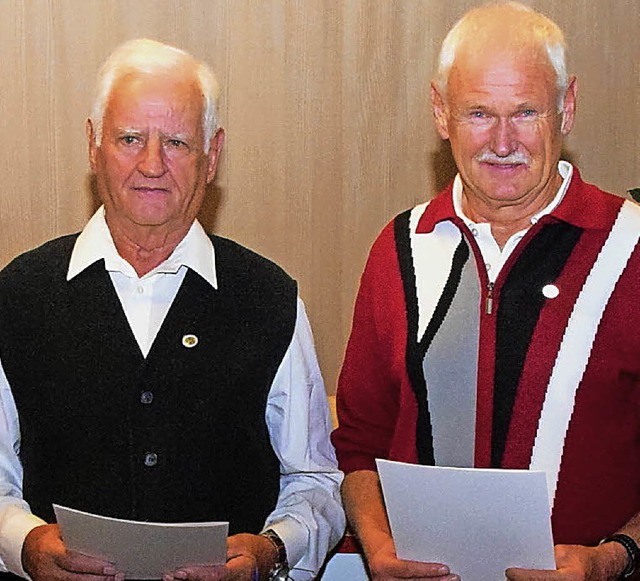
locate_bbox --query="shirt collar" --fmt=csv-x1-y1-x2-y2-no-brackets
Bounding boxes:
417,160,574,234
67,206,218,289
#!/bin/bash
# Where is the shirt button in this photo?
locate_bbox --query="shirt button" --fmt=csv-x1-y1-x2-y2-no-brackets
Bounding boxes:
140,391,154,405
136,286,144,294
486,263,492,271
144,452,158,467
471,227,479,237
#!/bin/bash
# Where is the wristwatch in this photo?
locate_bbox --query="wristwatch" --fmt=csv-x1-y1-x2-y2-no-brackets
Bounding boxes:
600,533,640,579
261,528,290,580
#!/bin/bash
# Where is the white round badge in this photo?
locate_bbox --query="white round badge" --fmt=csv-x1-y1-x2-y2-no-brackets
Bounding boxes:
542,284,560,299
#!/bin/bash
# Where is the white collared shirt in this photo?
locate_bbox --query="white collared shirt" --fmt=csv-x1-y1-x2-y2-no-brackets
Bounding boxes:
68,208,218,357
452,161,574,282
0,208,345,580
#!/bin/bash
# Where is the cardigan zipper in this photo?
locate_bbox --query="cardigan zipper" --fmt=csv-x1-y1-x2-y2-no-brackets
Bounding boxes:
485,281,494,315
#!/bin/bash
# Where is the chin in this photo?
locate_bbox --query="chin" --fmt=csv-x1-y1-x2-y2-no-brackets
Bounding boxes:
128,212,174,228
128,204,175,224
477,178,531,200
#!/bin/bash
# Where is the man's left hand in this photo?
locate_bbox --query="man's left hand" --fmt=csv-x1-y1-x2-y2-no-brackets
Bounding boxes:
505,543,628,581
162,533,278,581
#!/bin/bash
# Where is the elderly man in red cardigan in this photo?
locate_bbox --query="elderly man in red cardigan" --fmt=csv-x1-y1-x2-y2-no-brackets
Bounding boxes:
332,3,640,580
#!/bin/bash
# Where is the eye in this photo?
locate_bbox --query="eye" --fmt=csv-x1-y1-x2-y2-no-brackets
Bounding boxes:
517,108,538,119
165,138,190,151
465,109,494,124
119,135,140,145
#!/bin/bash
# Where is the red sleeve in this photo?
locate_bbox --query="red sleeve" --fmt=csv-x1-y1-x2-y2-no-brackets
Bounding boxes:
331,218,417,473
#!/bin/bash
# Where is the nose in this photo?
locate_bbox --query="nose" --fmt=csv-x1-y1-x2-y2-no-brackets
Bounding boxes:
490,118,517,157
137,138,167,177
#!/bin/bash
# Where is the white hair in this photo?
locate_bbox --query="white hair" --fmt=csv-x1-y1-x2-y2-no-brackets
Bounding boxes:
89,38,220,152
435,1,568,111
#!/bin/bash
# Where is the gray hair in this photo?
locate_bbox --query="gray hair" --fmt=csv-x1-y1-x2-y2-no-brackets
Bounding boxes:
435,1,568,111
89,38,220,152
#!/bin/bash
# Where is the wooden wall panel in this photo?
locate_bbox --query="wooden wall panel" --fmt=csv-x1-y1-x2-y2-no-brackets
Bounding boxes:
534,0,640,194
1,1,638,394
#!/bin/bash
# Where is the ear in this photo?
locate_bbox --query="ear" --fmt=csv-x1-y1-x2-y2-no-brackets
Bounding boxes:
430,82,450,140
206,128,225,184
86,119,98,172
560,75,578,135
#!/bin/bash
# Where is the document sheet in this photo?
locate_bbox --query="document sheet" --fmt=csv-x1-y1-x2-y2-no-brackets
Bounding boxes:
377,459,555,579
54,504,228,580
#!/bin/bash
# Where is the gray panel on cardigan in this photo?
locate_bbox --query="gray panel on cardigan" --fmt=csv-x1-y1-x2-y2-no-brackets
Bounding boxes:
422,255,481,467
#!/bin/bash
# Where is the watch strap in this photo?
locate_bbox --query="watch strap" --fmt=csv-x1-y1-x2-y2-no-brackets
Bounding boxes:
260,528,289,580
600,533,640,579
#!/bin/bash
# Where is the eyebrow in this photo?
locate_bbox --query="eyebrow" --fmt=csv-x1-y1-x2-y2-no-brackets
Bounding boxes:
116,127,144,135
164,132,193,142
114,128,196,143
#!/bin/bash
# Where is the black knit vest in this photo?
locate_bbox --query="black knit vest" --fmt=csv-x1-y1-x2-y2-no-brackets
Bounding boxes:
0,233,296,539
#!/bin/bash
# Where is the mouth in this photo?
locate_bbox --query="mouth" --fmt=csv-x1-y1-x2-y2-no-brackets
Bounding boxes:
482,161,525,169
132,186,170,195
477,159,529,174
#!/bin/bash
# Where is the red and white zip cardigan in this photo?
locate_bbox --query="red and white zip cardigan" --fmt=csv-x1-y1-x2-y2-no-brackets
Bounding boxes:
332,169,640,545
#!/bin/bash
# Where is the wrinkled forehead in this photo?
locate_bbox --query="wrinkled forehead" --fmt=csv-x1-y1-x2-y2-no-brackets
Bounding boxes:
109,70,202,103
457,38,554,74
105,71,205,129
448,39,558,98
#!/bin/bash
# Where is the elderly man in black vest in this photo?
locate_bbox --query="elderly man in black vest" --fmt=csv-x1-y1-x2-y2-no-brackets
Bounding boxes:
0,39,344,581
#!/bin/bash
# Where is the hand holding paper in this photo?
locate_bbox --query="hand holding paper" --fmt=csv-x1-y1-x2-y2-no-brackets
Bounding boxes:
377,459,555,580
505,542,630,581
54,505,228,580
164,533,279,581
22,523,125,581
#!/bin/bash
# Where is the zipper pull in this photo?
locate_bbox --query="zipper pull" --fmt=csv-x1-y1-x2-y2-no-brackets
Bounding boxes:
486,282,494,315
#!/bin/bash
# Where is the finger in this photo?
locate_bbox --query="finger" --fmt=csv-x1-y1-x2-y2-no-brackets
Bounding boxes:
505,567,559,580
58,551,121,576
224,554,259,580
164,564,226,581
164,553,257,581
383,561,453,577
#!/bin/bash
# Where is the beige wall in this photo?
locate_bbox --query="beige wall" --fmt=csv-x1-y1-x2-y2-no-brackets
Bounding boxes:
1,1,638,394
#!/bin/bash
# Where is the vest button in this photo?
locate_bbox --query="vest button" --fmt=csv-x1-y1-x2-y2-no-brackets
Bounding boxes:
140,391,154,405
144,452,158,467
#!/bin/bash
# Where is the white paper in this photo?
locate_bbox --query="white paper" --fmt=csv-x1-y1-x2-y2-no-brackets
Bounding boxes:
54,504,228,579
377,459,555,580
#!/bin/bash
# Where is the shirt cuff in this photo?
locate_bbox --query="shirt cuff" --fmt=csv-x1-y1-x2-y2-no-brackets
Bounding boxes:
0,505,46,578
261,518,309,579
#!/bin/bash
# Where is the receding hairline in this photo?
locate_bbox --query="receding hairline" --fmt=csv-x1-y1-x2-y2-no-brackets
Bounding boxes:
89,38,220,151
105,67,204,104
103,68,206,126
434,1,568,99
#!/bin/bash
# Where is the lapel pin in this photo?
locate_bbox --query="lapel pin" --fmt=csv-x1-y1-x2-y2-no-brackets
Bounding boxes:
182,334,198,348
542,284,559,299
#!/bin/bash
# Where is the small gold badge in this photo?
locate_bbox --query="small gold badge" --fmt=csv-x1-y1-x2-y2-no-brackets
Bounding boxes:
182,334,198,348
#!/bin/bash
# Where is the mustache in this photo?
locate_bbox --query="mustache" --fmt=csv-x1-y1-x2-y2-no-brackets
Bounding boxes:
475,151,530,165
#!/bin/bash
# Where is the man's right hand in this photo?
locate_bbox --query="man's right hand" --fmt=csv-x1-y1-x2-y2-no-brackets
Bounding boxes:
22,524,124,581
341,470,460,580
366,535,459,580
